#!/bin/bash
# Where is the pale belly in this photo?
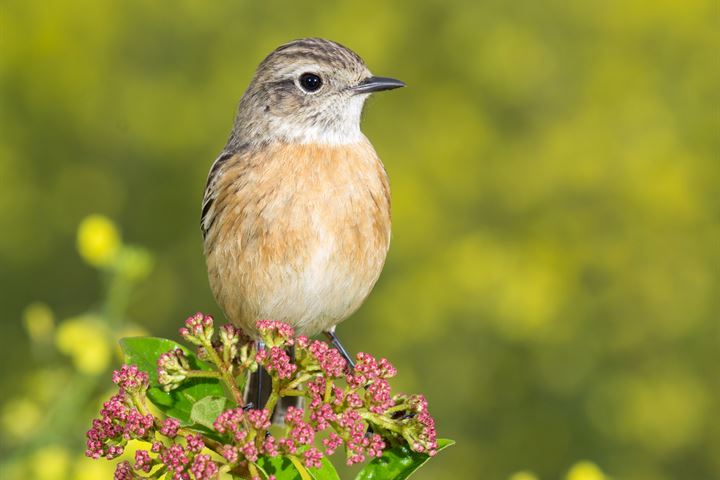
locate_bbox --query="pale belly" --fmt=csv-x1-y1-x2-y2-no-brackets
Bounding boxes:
239,220,386,336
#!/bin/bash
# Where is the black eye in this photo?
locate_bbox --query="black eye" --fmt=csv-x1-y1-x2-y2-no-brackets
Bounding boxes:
299,73,323,92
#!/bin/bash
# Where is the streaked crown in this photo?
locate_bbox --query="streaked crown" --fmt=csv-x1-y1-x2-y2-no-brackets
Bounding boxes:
226,38,404,148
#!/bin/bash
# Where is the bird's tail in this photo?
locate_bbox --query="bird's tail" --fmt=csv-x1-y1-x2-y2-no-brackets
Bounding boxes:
244,357,303,425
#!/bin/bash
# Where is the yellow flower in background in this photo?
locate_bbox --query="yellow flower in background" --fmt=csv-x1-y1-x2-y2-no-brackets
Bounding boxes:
509,471,540,480
115,324,150,359
31,445,70,480
115,245,154,281
55,315,111,375
27,367,72,405
117,323,150,340
567,461,607,480
77,214,121,267
1,397,41,441
22,302,55,343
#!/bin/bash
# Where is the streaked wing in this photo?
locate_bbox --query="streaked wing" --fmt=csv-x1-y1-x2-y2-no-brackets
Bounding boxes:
201,150,237,239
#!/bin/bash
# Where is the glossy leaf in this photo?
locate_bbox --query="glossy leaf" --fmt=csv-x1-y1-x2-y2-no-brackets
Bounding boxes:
119,337,226,423
354,438,455,480
190,395,227,430
256,455,340,480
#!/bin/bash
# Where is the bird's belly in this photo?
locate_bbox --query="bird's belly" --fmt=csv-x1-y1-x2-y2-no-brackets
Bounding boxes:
254,228,383,335
211,209,388,337
205,141,391,337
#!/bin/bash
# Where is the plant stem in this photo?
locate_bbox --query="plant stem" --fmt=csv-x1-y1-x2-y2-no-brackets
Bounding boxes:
359,411,405,434
285,372,314,390
288,455,313,480
264,377,280,415
279,389,305,396
324,379,332,403
185,370,221,379
384,403,410,415
202,340,244,406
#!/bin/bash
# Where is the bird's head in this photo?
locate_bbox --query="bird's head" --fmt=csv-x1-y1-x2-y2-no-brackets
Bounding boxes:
231,38,404,147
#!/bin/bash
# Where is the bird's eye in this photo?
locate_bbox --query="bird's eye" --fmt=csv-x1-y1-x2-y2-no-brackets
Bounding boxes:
299,73,323,92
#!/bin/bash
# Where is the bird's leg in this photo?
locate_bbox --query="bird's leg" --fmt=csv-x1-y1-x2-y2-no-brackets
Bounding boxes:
287,344,296,364
324,329,376,434
324,329,355,369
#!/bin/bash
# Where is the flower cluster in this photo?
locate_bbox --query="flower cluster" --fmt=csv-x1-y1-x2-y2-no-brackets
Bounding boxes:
86,366,153,460
86,313,439,479
179,312,214,346
86,365,222,479
157,348,190,392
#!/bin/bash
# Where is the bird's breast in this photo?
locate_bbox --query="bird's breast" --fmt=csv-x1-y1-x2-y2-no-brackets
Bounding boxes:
204,140,391,336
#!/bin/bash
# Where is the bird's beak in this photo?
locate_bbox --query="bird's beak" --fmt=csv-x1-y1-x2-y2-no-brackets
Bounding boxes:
352,76,406,94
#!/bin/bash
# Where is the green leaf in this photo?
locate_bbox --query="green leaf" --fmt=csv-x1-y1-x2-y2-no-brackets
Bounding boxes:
119,337,227,423
190,395,227,430
256,455,340,480
354,439,455,480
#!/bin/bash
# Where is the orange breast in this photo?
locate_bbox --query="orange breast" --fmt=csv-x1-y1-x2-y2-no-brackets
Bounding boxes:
203,140,391,337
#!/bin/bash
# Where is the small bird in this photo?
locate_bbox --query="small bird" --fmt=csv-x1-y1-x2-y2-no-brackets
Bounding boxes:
200,38,403,410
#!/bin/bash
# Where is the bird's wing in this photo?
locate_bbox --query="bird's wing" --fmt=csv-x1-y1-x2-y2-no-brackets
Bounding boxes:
201,150,237,239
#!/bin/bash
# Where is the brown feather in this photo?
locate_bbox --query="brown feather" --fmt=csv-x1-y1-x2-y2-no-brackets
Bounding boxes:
203,139,390,337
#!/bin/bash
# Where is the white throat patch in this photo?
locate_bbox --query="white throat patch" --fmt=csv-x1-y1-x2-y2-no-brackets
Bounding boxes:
272,94,369,146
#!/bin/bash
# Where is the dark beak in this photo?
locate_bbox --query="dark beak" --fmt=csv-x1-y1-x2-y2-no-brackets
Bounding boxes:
352,76,406,94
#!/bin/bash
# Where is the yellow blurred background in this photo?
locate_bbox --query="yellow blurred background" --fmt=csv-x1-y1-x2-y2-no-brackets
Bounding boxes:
0,1,717,479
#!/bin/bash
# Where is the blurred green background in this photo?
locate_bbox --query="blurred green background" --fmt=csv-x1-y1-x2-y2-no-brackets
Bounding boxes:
1,0,718,479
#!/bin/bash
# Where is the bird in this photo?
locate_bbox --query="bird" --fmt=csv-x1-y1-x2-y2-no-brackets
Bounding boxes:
200,37,404,412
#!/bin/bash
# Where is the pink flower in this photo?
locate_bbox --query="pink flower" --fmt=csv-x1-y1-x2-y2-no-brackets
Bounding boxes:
219,324,239,345
309,341,347,378
309,402,336,431
114,461,134,480
124,409,154,438
400,394,438,455
219,324,240,361
338,410,368,465
345,392,363,408
241,441,259,462
295,335,310,348
186,433,205,453
134,450,153,473
306,376,326,399
367,434,385,458
367,378,394,414
189,454,218,479
160,443,190,476
85,391,154,460
263,435,280,457
322,433,344,455
378,357,397,378
214,407,248,443
256,320,295,347
246,409,271,430
160,417,180,438
221,444,238,463
112,365,149,393
289,420,314,446
303,447,323,468
180,312,214,345
257,346,297,379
